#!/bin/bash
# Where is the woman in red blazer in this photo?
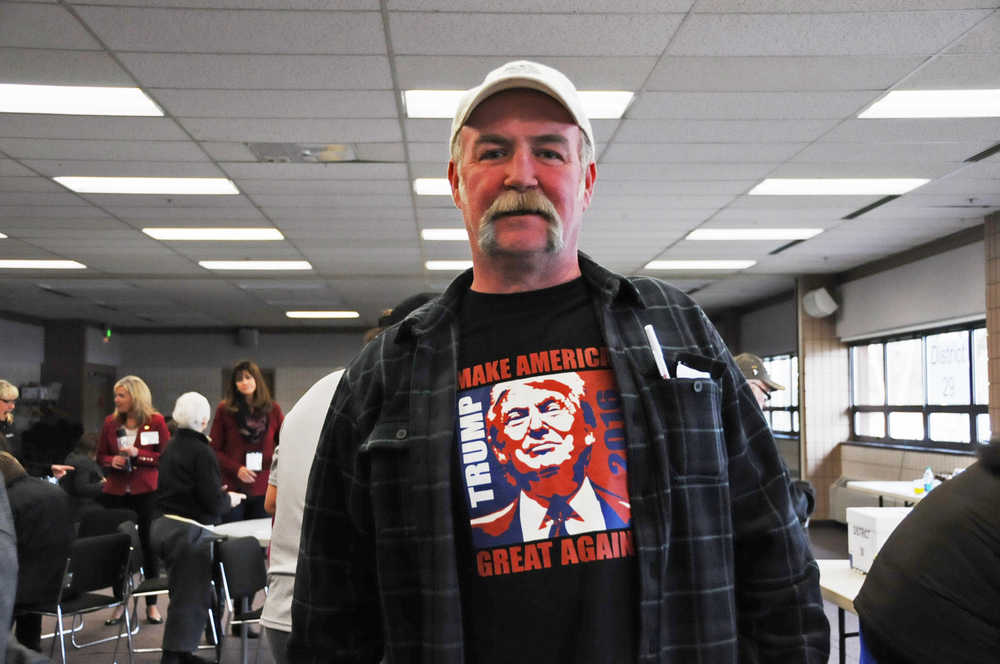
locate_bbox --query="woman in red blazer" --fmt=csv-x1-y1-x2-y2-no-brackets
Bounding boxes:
211,360,283,522
96,374,169,625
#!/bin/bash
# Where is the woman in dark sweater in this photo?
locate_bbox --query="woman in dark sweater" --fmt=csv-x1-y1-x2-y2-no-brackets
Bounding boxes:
152,391,239,664
60,432,106,524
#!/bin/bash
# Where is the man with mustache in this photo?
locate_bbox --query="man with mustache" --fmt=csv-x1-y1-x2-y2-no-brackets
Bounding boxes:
290,61,828,663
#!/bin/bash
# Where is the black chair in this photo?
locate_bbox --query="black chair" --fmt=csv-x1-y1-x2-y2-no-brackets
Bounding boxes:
18,531,135,664
216,536,268,664
77,507,138,538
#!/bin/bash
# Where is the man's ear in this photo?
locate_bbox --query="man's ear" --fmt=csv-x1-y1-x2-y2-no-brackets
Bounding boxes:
448,160,463,210
580,161,596,211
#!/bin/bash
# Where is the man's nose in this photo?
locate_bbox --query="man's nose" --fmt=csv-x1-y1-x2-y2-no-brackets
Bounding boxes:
504,147,538,192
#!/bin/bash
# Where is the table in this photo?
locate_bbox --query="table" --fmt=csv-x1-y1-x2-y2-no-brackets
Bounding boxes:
846,480,937,506
210,517,272,546
817,559,865,664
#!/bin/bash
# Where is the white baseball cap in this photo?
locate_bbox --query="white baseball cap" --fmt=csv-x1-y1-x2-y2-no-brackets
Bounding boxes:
449,60,595,155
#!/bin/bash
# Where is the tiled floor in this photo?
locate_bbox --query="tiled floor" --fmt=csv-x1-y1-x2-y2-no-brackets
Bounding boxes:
21,521,855,664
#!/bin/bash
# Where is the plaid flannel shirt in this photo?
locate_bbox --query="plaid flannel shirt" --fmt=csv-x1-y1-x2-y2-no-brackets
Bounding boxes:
289,253,829,663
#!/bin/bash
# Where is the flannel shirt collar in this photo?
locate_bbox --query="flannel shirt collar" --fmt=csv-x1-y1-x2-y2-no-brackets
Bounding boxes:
395,252,645,344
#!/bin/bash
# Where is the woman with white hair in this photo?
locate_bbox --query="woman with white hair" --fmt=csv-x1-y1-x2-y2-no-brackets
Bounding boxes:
151,391,242,664
0,379,19,457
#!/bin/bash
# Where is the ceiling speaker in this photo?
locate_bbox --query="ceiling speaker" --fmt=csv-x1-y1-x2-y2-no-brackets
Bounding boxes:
802,287,839,318
237,327,259,348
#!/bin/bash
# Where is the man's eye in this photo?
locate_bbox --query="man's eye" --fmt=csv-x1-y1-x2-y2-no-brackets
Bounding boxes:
479,148,505,160
536,149,564,161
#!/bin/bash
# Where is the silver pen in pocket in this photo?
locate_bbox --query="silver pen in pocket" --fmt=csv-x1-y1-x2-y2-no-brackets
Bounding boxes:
643,324,671,380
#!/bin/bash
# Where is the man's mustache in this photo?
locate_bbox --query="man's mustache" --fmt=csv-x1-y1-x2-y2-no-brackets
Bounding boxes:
482,190,559,225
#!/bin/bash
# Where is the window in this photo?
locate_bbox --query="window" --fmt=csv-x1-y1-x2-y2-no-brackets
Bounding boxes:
849,321,988,451
760,353,799,435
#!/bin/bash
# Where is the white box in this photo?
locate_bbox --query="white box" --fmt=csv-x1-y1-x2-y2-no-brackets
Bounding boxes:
847,507,912,573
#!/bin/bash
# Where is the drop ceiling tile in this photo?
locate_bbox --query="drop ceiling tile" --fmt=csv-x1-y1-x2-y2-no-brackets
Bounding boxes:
595,162,778,180
8,220,130,236
118,54,392,90
388,12,685,56
266,206,413,221
220,162,408,180
252,194,411,208
169,244,304,260
237,179,409,195
601,142,806,163
0,191,85,206
178,118,402,143
916,176,1000,195
0,206,112,219
766,162,955,178
0,116,189,141
793,141,991,164
75,6,386,54
104,206,267,221
667,11,992,56
199,142,257,162
391,0,694,9
0,160,33,177
79,254,201,274
628,91,878,119
824,118,1000,143
24,159,224,178
302,247,422,275
354,143,405,162
393,55,658,89
0,138,208,162
0,176,64,192
944,11,1000,54
901,54,1000,88
614,119,838,143
80,194,257,209
0,3,101,49
0,48,134,85
692,0,1000,10
155,90,399,119
646,55,925,92
87,0,376,7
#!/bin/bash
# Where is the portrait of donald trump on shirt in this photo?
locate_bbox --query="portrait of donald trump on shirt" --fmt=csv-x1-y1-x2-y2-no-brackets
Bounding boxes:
469,371,631,547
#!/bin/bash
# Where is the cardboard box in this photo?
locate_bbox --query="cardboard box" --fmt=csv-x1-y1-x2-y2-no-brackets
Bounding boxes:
847,507,912,573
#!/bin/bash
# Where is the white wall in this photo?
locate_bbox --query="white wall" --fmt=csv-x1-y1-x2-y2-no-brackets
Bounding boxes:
739,297,796,357
116,330,364,420
837,241,985,340
86,325,123,367
0,317,44,386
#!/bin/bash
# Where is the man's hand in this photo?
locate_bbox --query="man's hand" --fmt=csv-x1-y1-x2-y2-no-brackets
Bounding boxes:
50,464,74,479
237,466,257,484
111,456,128,470
228,491,247,509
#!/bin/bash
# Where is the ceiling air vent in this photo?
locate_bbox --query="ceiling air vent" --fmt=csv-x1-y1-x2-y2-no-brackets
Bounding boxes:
965,141,1000,163
842,195,900,220
246,142,357,163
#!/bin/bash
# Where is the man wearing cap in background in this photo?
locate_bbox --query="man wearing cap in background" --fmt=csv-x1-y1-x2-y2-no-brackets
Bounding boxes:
290,60,827,663
735,352,785,410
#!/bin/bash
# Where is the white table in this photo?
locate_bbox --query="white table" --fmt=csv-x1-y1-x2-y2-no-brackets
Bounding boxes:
210,517,272,546
845,480,937,506
817,559,865,664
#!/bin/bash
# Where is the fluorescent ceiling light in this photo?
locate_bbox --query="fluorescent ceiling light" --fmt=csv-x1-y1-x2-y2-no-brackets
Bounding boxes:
644,260,756,270
404,89,633,119
748,178,929,196
0,83,163,116
859,89,1000,119
426,260,473,271
54,177,239,195
413,178,452,196
0,232,7,239
199,260,311,271
286,311,360,319
421,228,468,241
686,228,823,241
143,227,283,241
0,259,86,269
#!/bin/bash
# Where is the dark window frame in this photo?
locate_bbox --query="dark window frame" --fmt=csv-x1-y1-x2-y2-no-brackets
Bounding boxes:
760,353,799,435
848,320,987,452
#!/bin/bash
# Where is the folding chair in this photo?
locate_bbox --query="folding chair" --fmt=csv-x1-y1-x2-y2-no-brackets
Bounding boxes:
216,536,268,664
18,531,135,664
122,520,220,657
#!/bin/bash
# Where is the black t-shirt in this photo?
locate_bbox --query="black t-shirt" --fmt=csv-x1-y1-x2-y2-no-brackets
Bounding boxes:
454,277,638,663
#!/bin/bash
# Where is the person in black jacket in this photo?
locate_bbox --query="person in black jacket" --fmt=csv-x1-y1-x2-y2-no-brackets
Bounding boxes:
151,392,241,664
60,432,106,524
855,438,1000,663
0,451,74,652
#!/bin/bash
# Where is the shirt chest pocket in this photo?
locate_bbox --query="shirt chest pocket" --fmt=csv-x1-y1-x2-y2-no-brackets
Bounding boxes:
360,422,416,536
652,378,726,479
